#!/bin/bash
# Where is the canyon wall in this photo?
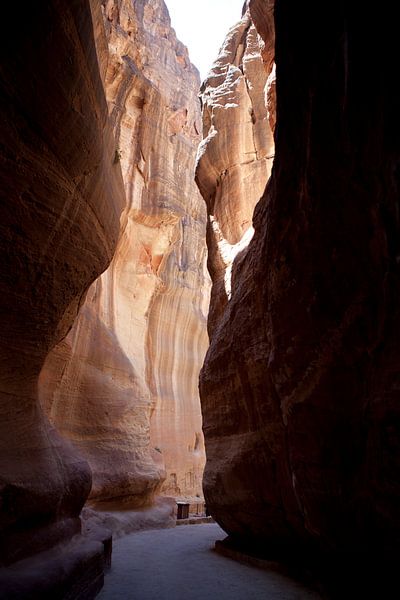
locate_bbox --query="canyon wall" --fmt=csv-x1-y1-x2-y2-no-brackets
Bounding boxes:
198,0,400,563
39,0,209,506
0,0,208,594
0,0,125,589
196,5,274,335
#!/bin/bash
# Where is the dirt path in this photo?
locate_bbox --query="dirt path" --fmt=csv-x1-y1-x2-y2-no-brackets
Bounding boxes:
97,523,320,599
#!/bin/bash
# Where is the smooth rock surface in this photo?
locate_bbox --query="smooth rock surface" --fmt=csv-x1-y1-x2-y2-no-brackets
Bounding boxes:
0,0,125,571
39,0,210,506
199,0,400,560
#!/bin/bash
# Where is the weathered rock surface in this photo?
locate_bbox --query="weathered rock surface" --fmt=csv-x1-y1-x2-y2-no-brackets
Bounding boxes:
0,0,124,581
198,0,400,561
39,0,210,506
196,5,274,335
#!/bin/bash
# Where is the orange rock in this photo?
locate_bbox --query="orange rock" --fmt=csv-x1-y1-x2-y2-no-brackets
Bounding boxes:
39,0,210,506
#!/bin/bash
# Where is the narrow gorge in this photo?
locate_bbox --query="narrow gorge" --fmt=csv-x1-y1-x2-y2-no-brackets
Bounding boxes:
1,0,399,598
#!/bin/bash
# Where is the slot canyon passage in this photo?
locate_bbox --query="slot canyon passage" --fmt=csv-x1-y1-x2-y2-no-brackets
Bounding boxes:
0,0,399,598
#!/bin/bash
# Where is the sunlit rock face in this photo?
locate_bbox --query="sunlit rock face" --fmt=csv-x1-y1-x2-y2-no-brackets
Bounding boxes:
0,0,124,577
199,0,400,560
196,5,275,335
40,0,210,506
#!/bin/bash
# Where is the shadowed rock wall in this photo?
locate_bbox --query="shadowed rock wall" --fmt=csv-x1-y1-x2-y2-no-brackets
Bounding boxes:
0,0,125,575
198,0,400,561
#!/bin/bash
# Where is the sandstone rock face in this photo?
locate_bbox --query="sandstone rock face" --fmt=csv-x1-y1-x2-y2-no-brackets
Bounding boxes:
198,0,400,559
0,0,125,568
39,0,210,506
196,5,274,335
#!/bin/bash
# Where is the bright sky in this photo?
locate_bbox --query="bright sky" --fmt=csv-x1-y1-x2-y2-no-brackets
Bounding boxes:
165,0,245,80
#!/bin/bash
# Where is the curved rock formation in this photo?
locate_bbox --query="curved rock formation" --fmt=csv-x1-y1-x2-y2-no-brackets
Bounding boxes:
39,0,210,506
196,5,274,334
0,0,124,573
198,0,400,564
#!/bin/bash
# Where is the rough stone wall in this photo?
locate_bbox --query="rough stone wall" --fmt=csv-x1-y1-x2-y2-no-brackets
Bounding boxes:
39,0,210,506
198,0,400,560
0,0,125,569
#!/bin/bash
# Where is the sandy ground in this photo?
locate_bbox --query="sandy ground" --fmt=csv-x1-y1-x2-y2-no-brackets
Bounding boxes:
97,523,321,600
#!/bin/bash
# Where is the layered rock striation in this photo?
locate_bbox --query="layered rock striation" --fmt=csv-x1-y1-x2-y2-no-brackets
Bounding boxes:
0,0,125,584
196,4,275,335
198,0,400,564
39,0,210,506
0,1,208,595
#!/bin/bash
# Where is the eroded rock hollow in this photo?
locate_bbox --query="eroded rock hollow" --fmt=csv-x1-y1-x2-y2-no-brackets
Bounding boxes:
198,0,400,565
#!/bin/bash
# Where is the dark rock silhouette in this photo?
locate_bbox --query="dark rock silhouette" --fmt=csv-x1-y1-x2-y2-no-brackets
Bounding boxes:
0,0,125,595
199,0,400,575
